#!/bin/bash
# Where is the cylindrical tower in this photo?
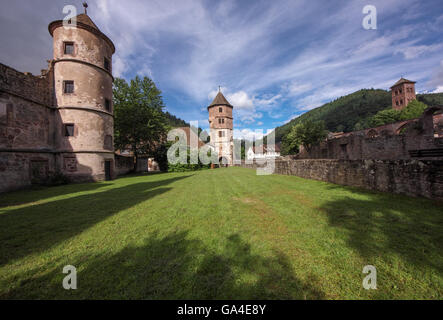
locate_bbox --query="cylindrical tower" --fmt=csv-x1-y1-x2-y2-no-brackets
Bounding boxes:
208,90,234,165
49,13,116,181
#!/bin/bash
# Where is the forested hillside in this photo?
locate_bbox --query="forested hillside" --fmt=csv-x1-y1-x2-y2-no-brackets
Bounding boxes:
272,90,443,143
164,111,189,128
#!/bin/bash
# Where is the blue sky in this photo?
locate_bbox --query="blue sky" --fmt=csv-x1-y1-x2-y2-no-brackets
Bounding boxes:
1,0,443,140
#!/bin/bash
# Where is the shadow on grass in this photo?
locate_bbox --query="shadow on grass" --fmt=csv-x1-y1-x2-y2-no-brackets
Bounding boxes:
0,175,191,267
0,182,111,209
1,231,325,299
320,193,443,275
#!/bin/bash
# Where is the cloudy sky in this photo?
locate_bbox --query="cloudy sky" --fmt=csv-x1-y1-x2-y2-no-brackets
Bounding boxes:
1,0,442,139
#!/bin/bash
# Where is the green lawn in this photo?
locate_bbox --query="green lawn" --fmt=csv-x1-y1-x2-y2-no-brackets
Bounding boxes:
0,167,442,299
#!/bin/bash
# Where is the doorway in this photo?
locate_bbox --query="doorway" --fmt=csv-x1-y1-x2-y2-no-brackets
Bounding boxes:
105,160,112,181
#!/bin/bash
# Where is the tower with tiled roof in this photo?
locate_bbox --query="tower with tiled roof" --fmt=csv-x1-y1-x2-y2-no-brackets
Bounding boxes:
48,4,116,181
208,89,234,165
390,77,416,110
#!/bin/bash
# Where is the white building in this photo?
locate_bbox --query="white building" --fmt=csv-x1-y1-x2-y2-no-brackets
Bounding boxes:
247,144,281,160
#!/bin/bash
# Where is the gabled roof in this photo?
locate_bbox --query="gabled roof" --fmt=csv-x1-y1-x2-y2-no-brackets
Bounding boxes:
176,127,206,148
208,91,233,108
390,77,416,89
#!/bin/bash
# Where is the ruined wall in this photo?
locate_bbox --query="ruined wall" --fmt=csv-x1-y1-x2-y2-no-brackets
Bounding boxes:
0,63,53,107
0,152,56,193
115,154,133,176
0,67,57,193
298,113,443,161
236,159,443,200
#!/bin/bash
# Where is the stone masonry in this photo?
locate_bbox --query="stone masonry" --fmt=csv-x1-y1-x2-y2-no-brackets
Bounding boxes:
0,13,116,193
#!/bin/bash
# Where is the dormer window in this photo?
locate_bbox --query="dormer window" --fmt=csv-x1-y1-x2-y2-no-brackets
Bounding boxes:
104,57,110,72
64,42,74,55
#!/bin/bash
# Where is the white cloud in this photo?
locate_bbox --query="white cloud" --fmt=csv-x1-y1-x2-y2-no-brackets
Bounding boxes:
233,128,273,141
394,44,443,60
432,86,443,93
227,91,254,109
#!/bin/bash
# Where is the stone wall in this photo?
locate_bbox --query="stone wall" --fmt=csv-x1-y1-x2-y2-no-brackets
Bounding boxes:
0,63,53,107
236,159,443,200
115,154,133,176
298,110,443,161
0,152,57,193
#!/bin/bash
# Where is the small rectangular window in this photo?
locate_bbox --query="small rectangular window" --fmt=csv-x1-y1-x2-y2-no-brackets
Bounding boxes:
64,81,74,94
105,99,111,112
64,42,74,55
0,102,6,125
104,57,110,71
64,124,75,136
219,107,222,112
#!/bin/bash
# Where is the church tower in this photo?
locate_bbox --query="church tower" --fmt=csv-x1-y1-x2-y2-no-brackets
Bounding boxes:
208,89,234,165
390,77,416,111
48,8,116,181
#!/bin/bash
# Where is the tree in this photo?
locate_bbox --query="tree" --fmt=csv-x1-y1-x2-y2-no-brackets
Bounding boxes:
286,120,327,153
368,99,429,127
399,99,428,121
113,76,168,170
281,132,299,155
370,108,401,127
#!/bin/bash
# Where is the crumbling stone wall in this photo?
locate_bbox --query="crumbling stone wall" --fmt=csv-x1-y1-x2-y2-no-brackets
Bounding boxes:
115,154,133,176
298,110,443,161
236,159,443,200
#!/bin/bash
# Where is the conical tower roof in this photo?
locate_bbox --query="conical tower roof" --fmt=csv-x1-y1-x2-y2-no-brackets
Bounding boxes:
75,13,100,31
208,91,233,108
48,13,115,53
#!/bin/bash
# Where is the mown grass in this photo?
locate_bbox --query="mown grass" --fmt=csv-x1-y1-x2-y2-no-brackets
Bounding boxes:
0,167,441,299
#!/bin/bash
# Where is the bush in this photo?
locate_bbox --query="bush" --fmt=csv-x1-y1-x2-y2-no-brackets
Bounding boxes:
167,146,211,172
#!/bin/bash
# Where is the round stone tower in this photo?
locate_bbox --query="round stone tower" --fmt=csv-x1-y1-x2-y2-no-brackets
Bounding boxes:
208,90,234,165
48,12,116,181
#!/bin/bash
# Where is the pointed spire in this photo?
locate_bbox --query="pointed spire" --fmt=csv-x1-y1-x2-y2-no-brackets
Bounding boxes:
83,2,88,14
209,89,233,108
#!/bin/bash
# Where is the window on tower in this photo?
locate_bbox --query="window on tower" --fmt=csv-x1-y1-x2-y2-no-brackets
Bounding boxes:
63,81,74,94
105,99,111,112
219,107,223,112
64,42,74,55
64,124,75,137
218,131,225,137
104,57,111,72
